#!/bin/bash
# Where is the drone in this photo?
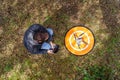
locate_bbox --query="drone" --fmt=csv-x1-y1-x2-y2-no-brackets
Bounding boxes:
73,32,88,49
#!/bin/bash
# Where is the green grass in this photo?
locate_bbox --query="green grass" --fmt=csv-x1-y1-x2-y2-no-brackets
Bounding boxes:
75,65,113,80
4,64,13,72
82,65,112,80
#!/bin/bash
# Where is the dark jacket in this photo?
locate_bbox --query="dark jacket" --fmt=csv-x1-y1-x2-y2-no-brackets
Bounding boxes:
23,24,52,54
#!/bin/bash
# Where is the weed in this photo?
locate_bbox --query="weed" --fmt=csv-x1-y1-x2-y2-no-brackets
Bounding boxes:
82,65,112,80
4,63,13,72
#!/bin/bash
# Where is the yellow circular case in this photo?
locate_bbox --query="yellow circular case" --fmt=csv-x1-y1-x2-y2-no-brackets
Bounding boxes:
65,26,95,55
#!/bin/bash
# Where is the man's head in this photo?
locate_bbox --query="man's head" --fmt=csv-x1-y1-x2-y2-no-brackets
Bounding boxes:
33,31,49,43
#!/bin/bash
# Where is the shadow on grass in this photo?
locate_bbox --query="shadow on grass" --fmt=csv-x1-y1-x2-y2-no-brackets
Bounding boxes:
100,0,120,36
99,0,120,79
43,0,79,36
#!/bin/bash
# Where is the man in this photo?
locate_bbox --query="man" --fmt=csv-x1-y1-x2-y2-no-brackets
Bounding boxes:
23,24,59,54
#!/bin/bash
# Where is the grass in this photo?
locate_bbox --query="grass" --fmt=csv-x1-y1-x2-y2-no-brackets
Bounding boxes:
4,64,13,72
75,64,114,80
0,0,120,80
82,65,113,80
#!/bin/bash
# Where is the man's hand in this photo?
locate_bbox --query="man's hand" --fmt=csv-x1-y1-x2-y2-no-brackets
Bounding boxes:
47,50,54,54
50,41,56,49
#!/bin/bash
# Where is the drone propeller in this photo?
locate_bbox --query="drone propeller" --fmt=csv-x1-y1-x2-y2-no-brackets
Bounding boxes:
79,33,84,38
82,38,88,45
